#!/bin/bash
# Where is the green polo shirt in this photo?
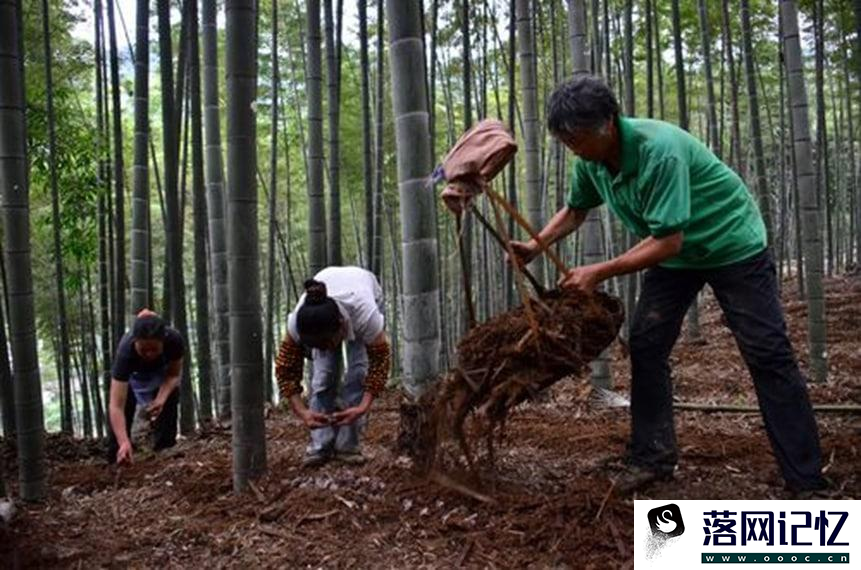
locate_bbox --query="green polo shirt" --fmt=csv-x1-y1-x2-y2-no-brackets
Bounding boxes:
567,117,767,269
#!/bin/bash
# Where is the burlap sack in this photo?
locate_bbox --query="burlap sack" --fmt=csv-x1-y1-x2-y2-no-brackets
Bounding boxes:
438,119,517,214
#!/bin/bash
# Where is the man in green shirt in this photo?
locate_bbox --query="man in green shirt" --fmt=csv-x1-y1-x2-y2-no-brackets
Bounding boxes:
510,75,826,496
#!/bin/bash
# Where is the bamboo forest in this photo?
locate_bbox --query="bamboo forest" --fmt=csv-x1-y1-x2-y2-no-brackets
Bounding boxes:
1,0,860,566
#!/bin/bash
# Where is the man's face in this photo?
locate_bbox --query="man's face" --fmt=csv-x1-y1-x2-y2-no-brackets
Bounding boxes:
558,120,616,162
134,338,165,362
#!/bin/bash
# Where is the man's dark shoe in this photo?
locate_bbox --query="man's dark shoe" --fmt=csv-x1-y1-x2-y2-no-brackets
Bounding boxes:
791,488,839,500
612,464,674,494
302,451,330,468
788,477,837,499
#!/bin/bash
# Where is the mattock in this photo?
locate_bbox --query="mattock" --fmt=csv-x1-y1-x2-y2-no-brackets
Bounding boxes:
431,119,570,336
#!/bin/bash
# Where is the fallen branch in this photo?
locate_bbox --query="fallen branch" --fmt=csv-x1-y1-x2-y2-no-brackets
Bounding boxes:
258,524,294,541
429,471,496,505
592,388,861,414
296,509,339,526
458,539,475,567
247,479,266,503
259,503,287,523
334,494,357,510
595,481,615,522
674,403,861,414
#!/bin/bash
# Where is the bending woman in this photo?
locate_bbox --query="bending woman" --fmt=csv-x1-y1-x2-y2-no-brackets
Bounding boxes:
275,266,391,467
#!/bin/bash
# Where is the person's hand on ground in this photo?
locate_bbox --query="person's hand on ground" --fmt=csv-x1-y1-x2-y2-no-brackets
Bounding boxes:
117,441,134,465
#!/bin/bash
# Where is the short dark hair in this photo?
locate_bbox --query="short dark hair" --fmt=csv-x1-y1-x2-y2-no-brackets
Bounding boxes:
546,74,620,137
296,279,342,347
132,314,166,340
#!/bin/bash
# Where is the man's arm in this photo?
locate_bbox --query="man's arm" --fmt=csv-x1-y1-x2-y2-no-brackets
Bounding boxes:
109,379,133,463
510,206,589,265
155,358,182,403
560,232,683,291
535,205,589,247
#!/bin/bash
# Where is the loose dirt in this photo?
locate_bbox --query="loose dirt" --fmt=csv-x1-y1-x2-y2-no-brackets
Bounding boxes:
1,275,859,568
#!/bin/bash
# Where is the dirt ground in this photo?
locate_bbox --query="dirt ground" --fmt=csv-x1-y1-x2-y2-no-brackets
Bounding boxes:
2,275,859,569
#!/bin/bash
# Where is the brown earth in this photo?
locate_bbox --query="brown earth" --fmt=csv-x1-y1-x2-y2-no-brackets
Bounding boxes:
1,275,859,569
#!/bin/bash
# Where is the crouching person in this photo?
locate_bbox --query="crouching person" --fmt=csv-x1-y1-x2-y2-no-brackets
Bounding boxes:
107,310,185,464
276,267,391,467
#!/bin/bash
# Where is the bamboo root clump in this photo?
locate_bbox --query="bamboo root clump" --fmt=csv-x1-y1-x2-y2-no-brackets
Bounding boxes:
401,289,624,471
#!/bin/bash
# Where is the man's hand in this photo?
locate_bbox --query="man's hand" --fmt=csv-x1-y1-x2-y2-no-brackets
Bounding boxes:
147,397,165,421
332,404,368,426
301,409,332,429
117,441,134,465
558,264,605,293
507,240,539,267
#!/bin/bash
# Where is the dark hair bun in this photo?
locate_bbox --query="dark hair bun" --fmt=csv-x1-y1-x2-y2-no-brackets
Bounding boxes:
304,279,328,305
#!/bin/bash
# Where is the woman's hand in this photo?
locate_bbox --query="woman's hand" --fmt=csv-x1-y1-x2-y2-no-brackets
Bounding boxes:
332,391,374,426
332,404,368,426
300,409,332,429
290,395,332,429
